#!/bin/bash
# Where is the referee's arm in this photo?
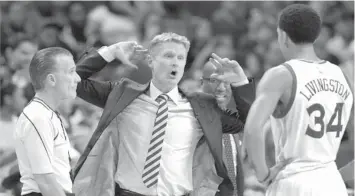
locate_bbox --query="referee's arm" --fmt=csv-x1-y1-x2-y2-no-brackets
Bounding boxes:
21,117,67,196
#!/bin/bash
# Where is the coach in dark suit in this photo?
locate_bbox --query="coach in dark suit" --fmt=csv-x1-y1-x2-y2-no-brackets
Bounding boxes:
72,32,255,196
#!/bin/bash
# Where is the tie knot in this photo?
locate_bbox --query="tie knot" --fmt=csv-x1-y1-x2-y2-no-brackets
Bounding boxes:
156,94,169,103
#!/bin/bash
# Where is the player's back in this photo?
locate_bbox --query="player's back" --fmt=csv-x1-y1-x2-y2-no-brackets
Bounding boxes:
270,59,353,179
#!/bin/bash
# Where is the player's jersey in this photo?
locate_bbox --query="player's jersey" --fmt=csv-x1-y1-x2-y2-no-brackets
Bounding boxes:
270,59,353,179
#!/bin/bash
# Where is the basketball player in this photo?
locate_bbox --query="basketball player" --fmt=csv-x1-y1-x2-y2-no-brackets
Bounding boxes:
243,4,354,196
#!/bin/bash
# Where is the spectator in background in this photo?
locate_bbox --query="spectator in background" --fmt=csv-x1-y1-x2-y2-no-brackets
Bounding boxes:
139,12,162,47
189,19,212,59
326,12,354,63
68,101,102,154
38,21,72,53
159,2,196,39
315,24,341,65
61,1,88,58
3,35,38,89
0,83,27,196
211,1,249,39
86,1,138,47
4,35,38,73
214,34,237,60
0,2,36,53
84,1,144,84
263,40,284,71
0,83,27,150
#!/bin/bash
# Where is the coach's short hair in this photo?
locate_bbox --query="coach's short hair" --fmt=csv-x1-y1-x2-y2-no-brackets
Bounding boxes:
278,4,321,44
148,32,190,55
29,47,72,90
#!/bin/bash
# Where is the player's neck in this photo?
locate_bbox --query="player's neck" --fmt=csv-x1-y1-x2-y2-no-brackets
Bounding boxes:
34,91,60,111
289,44,321,62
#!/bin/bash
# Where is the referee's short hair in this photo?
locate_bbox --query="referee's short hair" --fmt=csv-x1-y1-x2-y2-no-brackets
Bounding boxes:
278,4,321,44
29,47,73,90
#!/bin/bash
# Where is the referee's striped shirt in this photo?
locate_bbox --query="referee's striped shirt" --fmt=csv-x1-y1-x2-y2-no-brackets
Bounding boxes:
14,97,72,195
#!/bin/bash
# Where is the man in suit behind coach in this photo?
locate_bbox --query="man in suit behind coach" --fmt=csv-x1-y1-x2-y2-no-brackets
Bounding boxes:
72,32,255,196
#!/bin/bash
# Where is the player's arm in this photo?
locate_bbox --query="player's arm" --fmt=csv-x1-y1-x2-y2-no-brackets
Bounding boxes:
21,116,66,196
243,65,292,182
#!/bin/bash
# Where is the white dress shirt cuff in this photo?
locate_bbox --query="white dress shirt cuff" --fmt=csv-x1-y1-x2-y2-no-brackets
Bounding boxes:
231,78,249,87
98,46,115,63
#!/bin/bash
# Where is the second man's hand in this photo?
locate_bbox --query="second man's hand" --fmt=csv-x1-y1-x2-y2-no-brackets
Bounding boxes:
209,53,249,87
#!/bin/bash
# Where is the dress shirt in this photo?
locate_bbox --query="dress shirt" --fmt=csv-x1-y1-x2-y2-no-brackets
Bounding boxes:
112,82,203,195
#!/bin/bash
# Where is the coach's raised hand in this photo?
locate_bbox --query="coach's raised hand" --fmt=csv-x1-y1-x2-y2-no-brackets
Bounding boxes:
209,53,248,86
107,41,148,70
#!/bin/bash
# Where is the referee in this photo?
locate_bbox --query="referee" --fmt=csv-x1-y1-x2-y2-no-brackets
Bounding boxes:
13,47,81,196
13,41,137,196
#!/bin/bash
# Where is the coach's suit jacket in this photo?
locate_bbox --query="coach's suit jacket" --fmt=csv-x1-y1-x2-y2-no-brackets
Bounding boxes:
72,49,255,196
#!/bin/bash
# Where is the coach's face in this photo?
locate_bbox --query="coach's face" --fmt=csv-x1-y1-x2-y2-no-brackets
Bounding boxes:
149,42,187,90
53,55,81,100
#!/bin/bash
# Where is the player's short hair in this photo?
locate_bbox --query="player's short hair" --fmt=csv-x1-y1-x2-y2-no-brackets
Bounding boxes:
278,4,321,44
148,32,190,55
29,47,72,90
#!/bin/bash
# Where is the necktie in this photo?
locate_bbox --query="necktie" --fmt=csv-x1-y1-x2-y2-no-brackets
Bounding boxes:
142,94,169,188
223,134,237,193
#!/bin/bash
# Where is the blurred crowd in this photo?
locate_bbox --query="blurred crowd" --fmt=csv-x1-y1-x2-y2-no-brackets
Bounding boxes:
0,1,354,195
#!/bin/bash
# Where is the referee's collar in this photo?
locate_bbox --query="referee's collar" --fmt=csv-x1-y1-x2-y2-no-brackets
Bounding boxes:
32,97,60,119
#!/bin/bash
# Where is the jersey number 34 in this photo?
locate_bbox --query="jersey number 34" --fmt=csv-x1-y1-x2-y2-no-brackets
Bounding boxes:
306,102,344,138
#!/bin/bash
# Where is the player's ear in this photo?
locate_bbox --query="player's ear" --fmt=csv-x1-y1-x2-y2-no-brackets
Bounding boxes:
280,29,289,48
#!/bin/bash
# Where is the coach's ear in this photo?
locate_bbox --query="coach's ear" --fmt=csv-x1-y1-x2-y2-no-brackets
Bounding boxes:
147,54,153,68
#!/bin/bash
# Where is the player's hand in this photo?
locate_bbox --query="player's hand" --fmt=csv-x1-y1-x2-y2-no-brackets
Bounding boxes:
209,53,248,86
260,158,293,186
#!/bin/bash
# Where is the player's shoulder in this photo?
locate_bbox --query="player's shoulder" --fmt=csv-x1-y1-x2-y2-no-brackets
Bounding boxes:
258,64,294,93
263,64,293,82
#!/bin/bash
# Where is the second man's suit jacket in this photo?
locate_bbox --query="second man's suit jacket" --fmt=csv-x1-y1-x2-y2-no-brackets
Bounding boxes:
72,49,255,196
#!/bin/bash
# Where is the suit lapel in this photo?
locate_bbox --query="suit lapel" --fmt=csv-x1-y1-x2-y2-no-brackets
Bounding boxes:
97,82,149,133
187,94,225,174
73,81,149,178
